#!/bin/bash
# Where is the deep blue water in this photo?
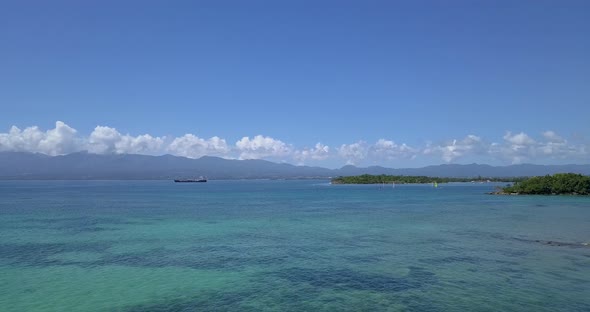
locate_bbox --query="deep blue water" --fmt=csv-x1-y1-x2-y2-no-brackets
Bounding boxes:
1,180,589,311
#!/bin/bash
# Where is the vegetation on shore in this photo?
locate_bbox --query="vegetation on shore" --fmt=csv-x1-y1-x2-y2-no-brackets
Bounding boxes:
332,173,590,196
497,173,590,195
331,174,523,184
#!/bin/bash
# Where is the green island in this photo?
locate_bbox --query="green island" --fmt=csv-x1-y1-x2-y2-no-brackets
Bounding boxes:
495,173,590,195
332,173,590,195
330,174,523,184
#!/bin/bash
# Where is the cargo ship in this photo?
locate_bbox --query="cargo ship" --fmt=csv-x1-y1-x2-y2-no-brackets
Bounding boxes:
174,177,207,183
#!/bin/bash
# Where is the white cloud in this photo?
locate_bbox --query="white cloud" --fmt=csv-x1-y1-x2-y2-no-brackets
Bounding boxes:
490,130,588,164
537,130,585,159
119,134,165,154
1,122,588,166
0,121,80,155
294,143,330,164
235,135,291,159
370,139,417,160
87,126,121,154
167,134,229,158
418,131,587,165
0,126,39,152
542,130,565,144
423,135,485,163
338,141,367,165
88,126,165,154
503,131,535,146
489,131,538,164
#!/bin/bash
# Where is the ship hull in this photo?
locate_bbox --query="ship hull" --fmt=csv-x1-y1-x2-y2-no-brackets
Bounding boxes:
174,179,207,183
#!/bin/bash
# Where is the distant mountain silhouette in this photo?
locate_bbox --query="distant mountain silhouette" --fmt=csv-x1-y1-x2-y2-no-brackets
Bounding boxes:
1,151,589,179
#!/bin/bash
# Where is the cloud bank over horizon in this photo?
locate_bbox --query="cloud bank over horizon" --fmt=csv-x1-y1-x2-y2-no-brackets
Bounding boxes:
0,121,588,167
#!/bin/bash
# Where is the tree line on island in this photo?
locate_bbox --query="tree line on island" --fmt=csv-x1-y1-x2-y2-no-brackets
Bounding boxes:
330,174,525,184
497,173,590,195
331,173,590,195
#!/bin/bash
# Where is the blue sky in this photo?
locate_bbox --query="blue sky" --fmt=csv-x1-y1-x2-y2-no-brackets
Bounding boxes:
1,0,589,168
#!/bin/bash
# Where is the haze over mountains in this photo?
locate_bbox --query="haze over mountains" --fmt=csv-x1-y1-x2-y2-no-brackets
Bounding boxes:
1,152,589,180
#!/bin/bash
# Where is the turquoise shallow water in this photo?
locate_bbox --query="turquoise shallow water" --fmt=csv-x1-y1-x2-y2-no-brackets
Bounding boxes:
1,180,589,311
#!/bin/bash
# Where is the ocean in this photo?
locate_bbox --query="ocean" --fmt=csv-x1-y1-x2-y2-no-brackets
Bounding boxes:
1,180,589,311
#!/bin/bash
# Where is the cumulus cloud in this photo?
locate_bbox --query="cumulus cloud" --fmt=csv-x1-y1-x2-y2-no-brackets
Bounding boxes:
87,126,121,154
88,126,164,155
542,130,565,143
1,122,588,166
235,135,291,159
489,130,589,164
338,141,368,165
423,135,486,163
0,121,80,155
489,131,538,164
167,134,229,158
418,131,586,164
370,139,417,160
537,130,585,159
293,143,330,164
503,131,535,146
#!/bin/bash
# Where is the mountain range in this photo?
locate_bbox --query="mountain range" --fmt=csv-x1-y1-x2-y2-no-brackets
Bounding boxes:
1,151,589,180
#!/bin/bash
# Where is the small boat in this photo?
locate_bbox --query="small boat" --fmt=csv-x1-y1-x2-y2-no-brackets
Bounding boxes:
174,177,207,183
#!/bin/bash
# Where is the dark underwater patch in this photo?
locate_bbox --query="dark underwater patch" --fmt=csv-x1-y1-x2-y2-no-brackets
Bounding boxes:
121,285,328,312
446,229,510,242
500,249,529,257
75,226,112,233
341,253,392,264
7,223,114,234
513,237,590,248
399,294,444,312
423,237,449,244
544,270,590,284
0,242,111,267
419,255,518,267
498,266,529,274
563,255,590,270
448,229,590,251
420,255,483,265
122,289,259,312
0,238,293,270
120,272,439,312
269,266,436,292
89,244,290,270
496,266,532,281
18,216,132,232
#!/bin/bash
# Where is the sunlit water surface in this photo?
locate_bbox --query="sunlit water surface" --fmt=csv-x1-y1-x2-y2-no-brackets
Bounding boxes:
1,180,589,311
